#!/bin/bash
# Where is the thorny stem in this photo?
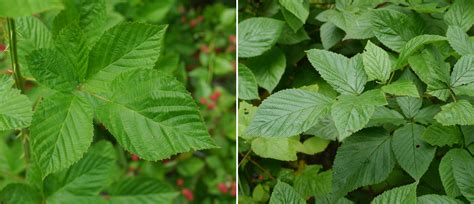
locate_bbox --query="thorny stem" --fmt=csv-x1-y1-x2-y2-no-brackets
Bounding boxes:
7,18,30,163
7,18,23,92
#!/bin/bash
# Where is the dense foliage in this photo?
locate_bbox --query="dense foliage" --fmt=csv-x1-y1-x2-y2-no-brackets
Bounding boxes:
238,0,474,203
0,0,236,203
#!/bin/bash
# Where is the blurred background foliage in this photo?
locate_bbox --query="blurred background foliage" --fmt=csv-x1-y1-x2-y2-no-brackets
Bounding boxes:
0,0,236,203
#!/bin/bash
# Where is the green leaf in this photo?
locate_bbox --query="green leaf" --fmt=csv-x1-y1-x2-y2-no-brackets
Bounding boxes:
362,41,391,83
238,17,285,58
0,88,33,130
422,124,462,147
434,100,474,125
396,96,422,118
300,137,330,155
30,92,94,178
251,137,300,161
451,148,474,202
269,181,305,204
332,89,387,140
278,25,310,45
27,48,81,91
44,141,115,204
391,123,436,180
0,183,42,204
54,23,89,81
332,130,395,198
367,106,405,127
294,166,332,198
281,6,304,32
307,49,367,95
0,0,62,17
84,22,167,93
446,26,474,56
444,0,474,31
450,55,474,87
382,80,419,97
246,47,286,93
108,177,179,204
413,105,440,125
305,117,339,141
0,141,24,175
96,69,216,161
439,149,463,198
320,22,344,50
371,183,417,204
52,0,106,46
417,194,462,204
278,0,309,25
396,35,446,69
371,9,420,52
238,63,259,100
246,89,333,137
16,16,53,77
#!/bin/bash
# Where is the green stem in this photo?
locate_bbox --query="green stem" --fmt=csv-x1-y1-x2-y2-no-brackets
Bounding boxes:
7,18,29,163
7,18,23,92
449,89,457,102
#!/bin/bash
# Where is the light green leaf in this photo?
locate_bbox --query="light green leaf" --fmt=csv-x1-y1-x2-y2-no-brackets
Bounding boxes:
0,88,33,131
28,48,81,91
450,55,474,87
382,80,419,97
54,23,89,81
422,124,462,147
332,89,387,140
391,123,436,180
371,9,420,52
332,130,395,198
294,166,332,198
446,26,474,56
246,47,286,93
52,0,106,46
307,49,367,95
434,100,474,125
30,92,94,178
0,183,41,204
238,63,259,100
96,69,216,161
16,16,53,77
246,89,333,137
0,141,24,175
0,0,62,17
44,141,115,204
396,96,422,118
269,181,305,204
279,0,309,25
444,0,474,31
320,22,344,50
251,137,300,161
238,102,257,139
451,148,474,202
367,106,405,127
439,149,464,198
362,41,391,83
396,35,446,68
108,177,179,204
84,22,167,93
238,17,285,58
371,183,417,204
417,194,462,204
300,137,330,155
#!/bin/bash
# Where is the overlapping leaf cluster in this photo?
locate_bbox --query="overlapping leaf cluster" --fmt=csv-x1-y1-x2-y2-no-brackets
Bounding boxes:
0,0,216,203
238,0,474,203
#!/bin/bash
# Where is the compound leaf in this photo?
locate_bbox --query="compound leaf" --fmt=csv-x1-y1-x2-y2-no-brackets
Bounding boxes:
422,124,462,147
238,17,284,58
382,80,419,97
434,100,474,125
446,26,474,56
362,41,391,83
96,69,216,161
246,89,333,137
246,47,286,93
450,55,474,87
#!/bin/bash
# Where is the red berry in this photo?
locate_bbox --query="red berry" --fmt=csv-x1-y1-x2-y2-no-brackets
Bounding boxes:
228,35,236,44
200,45,210,53
162,159,171,164
189,19,198,28
176,178,184,187
131,154,139,161
217,183,228,194
128,166,135,172
207,103,216,110
0,44,6,52
199,97,208,105
230,182,236,197
182,188,194,201
210,91,221,101
258,175,264,181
